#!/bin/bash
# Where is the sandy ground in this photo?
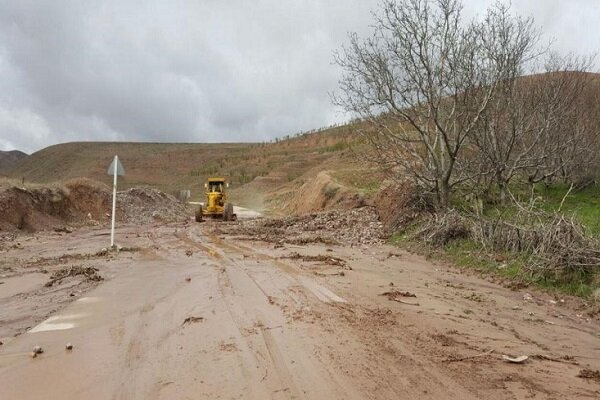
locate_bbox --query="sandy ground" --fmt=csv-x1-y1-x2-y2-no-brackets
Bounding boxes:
0,215,599,399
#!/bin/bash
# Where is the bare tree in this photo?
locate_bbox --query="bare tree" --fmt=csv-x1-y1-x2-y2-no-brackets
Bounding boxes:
333,0,540,208
472,53,594,202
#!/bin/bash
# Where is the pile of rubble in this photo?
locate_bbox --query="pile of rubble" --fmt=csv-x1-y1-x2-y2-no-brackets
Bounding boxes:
230,207,385,246
117,187,188,224
0,180,189,232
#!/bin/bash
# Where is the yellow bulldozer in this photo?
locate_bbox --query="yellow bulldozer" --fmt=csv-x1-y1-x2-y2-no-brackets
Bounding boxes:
195,177,236,222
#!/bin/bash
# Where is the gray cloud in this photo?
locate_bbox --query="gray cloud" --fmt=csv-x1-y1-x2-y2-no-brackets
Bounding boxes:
0,0,598,153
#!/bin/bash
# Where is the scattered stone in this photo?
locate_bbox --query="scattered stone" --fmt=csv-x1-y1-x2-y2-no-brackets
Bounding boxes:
65,342,73,350
523,293,533,301
31,345,43,357
185,277,191,282
185,249,193,257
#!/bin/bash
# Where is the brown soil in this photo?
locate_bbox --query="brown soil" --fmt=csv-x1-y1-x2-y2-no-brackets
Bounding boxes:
0,211,598,399
0,179,188,232
283,170,367,214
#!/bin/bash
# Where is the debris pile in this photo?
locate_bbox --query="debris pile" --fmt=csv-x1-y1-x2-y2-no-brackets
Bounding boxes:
45,266,103,287
282,252,351,269
117,187,188,224
228,207,385,246
0,179,188,232
577,369,600,382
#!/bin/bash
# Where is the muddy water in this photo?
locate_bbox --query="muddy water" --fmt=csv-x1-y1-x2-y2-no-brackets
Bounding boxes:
0,220,598,399
0,273,47,299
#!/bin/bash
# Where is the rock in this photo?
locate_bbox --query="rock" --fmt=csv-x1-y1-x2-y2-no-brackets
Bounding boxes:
31,345,43,357
185,277,191,282
523,293,533,301
65,342,73,350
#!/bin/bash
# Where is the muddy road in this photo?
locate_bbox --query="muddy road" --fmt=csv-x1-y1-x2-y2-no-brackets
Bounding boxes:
1,214,599,399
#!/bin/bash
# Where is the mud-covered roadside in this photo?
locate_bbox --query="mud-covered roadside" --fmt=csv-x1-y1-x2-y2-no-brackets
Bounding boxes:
0,226,146,341
0,212,599,399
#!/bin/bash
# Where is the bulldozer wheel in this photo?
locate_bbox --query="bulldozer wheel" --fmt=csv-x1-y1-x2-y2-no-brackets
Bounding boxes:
195,209,203,222
223,203,234,221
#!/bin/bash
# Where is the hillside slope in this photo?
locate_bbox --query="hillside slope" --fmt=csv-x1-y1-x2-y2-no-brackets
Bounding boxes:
0,150,28,172
7,126,372,211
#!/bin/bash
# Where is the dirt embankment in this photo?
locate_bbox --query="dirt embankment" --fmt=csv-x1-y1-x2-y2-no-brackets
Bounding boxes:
0,179,188,232
282,171,368,214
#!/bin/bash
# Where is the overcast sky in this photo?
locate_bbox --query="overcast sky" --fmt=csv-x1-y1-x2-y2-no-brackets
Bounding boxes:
0,0,598,154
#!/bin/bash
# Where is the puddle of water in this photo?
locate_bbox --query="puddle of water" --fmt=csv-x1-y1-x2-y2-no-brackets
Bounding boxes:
300,277,346,303
29,313,90,333
0,273,47,299
76,296,102,303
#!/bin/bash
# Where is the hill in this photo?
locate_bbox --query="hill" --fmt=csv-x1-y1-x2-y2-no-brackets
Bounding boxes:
0,150,28,172
6,125,380,212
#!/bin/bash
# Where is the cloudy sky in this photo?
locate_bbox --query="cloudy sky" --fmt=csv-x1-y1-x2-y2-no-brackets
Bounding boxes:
0,0,598,154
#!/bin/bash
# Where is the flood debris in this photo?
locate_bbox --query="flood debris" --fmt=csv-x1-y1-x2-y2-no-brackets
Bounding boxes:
45,266,103,287
531,354,578,365
444,349,494,363
577,369,600,382
380,290,416,298
181,316,204,326
282,252,351,269
223,208,384,246
313,271,345,277
379,290,419,305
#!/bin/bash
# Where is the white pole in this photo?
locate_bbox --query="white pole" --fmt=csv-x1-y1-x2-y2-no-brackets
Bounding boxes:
110,155,118,248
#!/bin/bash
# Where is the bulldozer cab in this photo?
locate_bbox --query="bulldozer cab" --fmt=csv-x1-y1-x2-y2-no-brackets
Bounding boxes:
206,179,227,193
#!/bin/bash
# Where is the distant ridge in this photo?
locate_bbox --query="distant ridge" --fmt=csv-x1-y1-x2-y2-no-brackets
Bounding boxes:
0,150,28,172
